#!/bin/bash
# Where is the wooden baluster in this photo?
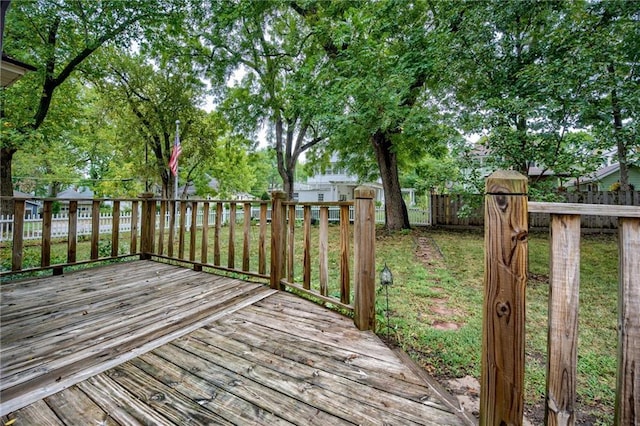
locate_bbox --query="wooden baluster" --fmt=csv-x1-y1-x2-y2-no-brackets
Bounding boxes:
243,202,251,271
11,199,25,271
353,187,375,331
546,214,581,425
130,200,139,254
201,202,210,264
91,200,100,260
480,170,528,426
214,202,222,266
259,203,267,275
615,217,640,425
178,200,186,259
111,200,120,257
303,205,312,290
189,201,197,262
167,200,175,257
287,204,296,281
228,202,236,268
41,200,52,267
319,206,329,296
68,200,78,264
340,203,351,305
158,200,166,255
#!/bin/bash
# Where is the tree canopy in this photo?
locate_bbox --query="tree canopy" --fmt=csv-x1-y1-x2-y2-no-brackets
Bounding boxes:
2,0,637,228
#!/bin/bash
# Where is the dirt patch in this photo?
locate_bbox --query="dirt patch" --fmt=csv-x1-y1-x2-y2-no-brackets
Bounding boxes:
414,234,463,330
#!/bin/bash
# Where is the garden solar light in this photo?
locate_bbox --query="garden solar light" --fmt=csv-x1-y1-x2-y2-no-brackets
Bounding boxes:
380,263,393,340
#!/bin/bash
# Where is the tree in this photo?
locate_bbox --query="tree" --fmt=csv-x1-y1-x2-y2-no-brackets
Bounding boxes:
579,1,639,190
292,1,455,230
197,1,328,199
443,1,600,186
96,50,205,198
1,0,174,214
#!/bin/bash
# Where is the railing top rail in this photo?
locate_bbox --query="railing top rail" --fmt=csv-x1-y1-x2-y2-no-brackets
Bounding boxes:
0,196,271,204
282,201,354,207
528,201,640,218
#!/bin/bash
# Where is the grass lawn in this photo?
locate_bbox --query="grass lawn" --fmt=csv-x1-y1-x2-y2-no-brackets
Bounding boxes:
377,227,618,425
2,224,619,424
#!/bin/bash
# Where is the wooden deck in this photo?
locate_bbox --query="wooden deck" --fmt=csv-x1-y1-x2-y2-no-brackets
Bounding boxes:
1,260,471,425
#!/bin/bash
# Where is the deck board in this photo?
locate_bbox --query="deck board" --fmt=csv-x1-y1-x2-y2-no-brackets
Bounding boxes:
1,260,472,425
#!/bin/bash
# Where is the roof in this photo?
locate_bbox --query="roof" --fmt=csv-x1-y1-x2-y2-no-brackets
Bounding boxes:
1,53,37,87
56,187,94,199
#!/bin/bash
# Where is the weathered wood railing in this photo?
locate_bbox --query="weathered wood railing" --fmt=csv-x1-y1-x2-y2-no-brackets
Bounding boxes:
1,189,377,331
481,171,639,426
268,187,376,330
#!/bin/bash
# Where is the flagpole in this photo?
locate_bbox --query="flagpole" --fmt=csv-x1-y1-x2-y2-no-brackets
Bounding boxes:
174,120,180,203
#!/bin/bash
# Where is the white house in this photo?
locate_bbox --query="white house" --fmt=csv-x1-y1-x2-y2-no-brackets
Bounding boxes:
293,157,386,204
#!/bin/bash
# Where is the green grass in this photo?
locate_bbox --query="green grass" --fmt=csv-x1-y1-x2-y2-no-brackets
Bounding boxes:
2,224,619,422
379,228,617,424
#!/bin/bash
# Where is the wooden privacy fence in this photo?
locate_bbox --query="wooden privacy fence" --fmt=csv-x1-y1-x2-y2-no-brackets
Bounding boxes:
0,189,377,331
432,190,640,230
481,171,639,426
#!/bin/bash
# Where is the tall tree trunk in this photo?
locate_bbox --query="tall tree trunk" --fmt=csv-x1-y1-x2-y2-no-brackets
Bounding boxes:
0,147,16,216
609,64,631,191
372,130,410,231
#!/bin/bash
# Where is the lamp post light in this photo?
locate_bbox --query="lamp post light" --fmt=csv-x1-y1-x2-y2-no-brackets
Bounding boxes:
380,263,394,341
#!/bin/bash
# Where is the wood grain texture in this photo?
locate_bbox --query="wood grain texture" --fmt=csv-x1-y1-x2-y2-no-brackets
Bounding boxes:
91,200,100,260
353,186,376,331
259,203,267,274
481,170,528,426
340,204,351,305
528,201,640,217
615,217,640,425
200,202,209,264
287,204,295,280
111,200,120,257
319,206,329,296
189,201,197,262
41,200,52,267
11,199,24,271
67,200,77,263
243,202,251,271
303,204,312,290
546,214,580,426
2,262,467,425
228,202,236,268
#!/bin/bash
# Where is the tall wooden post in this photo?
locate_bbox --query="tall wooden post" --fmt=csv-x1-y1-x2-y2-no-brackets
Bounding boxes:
481,171,528,425
139,193,155,260
270,191,286,290
615,217,640,425
353,186,376,331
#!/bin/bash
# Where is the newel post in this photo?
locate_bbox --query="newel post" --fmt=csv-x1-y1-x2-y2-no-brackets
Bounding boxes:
480,171,528,425
139,193,155,260
270,191,287,290
353,186,376,331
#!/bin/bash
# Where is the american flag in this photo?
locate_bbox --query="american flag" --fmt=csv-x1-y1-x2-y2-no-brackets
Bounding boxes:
168,132,182,177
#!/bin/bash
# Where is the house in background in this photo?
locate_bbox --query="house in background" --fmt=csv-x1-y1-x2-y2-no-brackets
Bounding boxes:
12,190,40,217
293,158,385,204
56,187,95,214
569,163,640,191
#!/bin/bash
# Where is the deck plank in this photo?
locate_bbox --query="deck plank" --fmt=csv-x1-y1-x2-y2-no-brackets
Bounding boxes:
1,261,469,425
132,352,295,425
106,361,234,425
77,374,175,426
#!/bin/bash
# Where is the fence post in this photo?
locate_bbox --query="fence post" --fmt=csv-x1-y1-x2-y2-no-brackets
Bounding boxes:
615,217,640,425
480,170,528,425
270,191,286,290
353,186,376,331
139,193,155,260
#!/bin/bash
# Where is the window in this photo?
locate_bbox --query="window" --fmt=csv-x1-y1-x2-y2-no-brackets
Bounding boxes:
339,194,347,201
317,193,324,202
292,192,299,201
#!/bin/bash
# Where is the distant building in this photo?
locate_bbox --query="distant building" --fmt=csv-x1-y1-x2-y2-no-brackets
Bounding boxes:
569,163,640,191
293,157,384,204
12,190,40,217
56,187,95,213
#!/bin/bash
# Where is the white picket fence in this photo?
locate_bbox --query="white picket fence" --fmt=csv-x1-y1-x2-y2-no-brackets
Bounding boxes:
0,205,429,242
